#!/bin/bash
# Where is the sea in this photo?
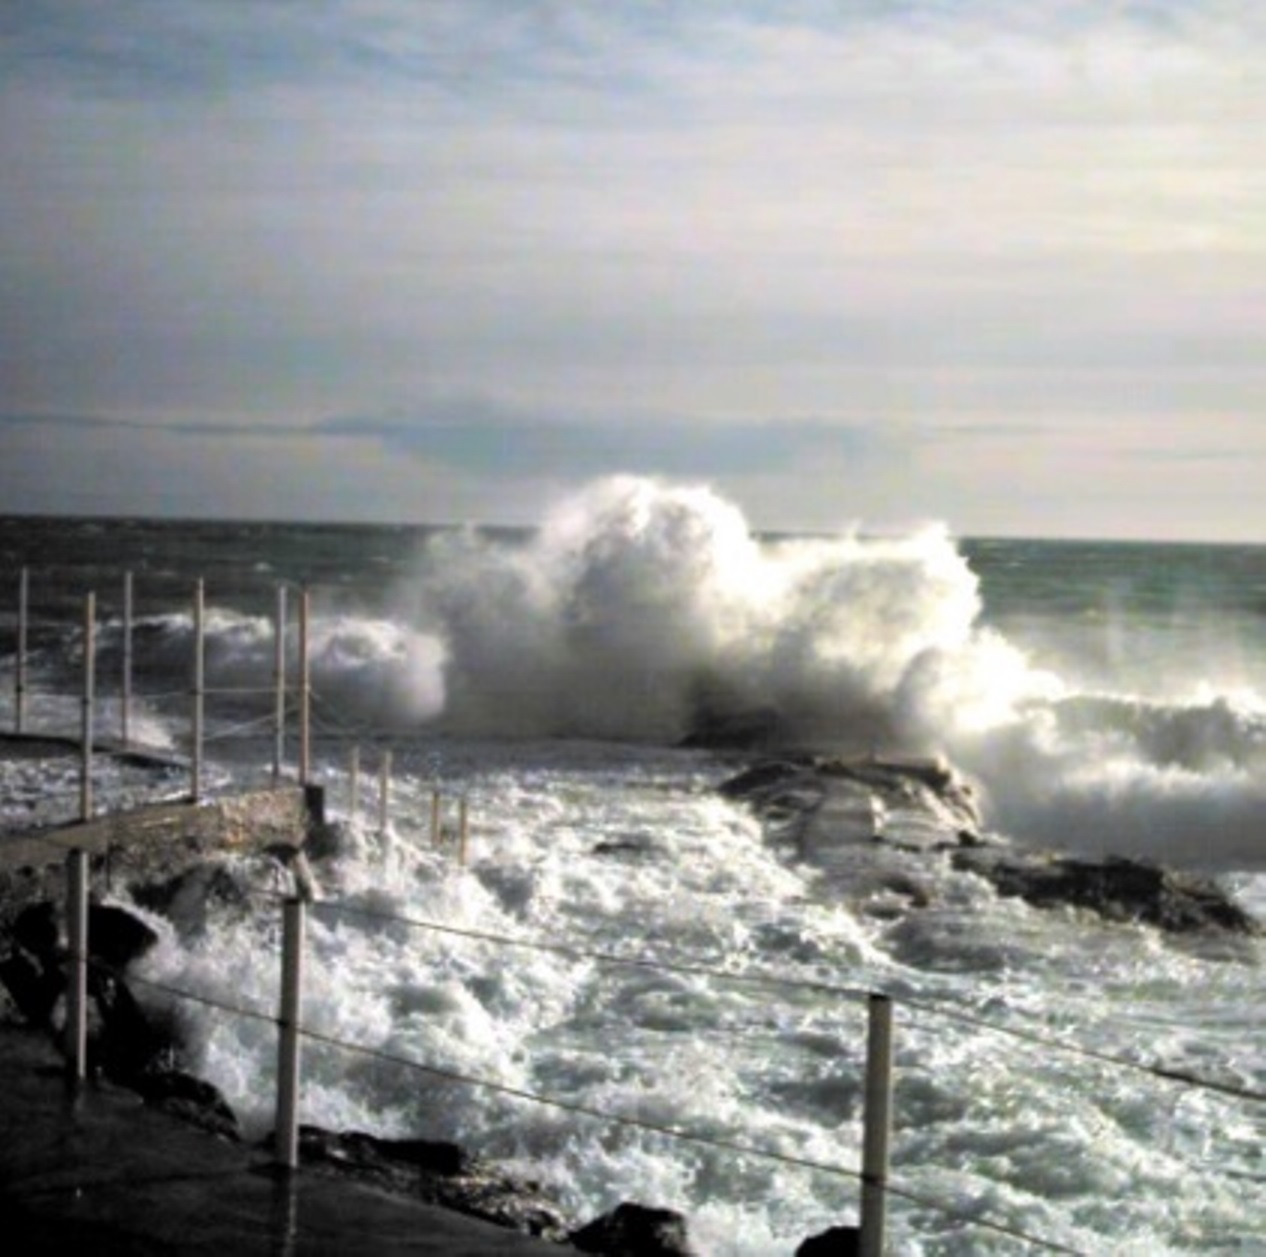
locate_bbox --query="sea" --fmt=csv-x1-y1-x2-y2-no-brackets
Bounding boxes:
1,476,1264,1254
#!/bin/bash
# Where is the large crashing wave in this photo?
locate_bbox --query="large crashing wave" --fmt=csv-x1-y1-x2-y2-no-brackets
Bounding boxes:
406,476,1035,749
173,474,1266,867
403,477,1266,868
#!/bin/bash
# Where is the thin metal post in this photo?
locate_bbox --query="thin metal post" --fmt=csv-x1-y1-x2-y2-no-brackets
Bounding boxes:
349,745,360,826
276,897,306,1171
430,790,442,845
15,567,28,733
458,796,469,865
378,750,392,837
273,584,287,783
298,588,311,786
65,848,89,1082
189,582,205,800
860,993,894,1257
80,592,95,820
121,571,133,748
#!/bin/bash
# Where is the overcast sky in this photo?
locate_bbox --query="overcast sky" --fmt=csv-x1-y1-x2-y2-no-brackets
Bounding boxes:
2,1,1263,539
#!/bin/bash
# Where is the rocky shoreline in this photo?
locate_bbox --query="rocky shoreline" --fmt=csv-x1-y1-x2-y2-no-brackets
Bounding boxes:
720,754,1261,938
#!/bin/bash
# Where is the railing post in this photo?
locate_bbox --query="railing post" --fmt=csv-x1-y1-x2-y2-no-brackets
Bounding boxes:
349,744,360,826
273,584,287,783
121,571,133,749
80,592,95,820
276,896,306,1171
65,848,89,1082
192,580,205,802
378,749,392,837
15,566,28,734
298,588,311,786
861,993,894,1257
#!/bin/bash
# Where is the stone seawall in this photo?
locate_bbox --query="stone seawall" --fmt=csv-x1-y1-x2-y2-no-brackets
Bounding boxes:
0,786,321,930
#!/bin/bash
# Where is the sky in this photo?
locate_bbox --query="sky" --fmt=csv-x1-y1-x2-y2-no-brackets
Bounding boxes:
1,1,1263,540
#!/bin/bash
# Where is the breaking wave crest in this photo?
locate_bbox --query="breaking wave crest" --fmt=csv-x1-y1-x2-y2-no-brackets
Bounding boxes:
133,475,1266,868
409,475,1036,750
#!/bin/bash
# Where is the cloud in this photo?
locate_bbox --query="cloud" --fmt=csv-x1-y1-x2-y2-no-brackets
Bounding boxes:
317,402,889,478
1,2,1264,538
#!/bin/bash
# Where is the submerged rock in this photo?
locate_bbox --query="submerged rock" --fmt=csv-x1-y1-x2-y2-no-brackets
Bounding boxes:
954,849,1262,936
570,1201,697,1255
721,754,983,860
796,1224,861,1256
723,757,1260,936
294,1125,569,1241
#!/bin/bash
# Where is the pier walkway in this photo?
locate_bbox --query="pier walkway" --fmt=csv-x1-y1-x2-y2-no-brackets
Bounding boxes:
0,1026,561,1255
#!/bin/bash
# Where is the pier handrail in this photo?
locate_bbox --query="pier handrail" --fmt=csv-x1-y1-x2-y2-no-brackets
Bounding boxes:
22,822,1261,1254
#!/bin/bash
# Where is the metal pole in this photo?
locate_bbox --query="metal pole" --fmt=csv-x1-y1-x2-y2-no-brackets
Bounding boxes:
378,749,391,837
298,588,311,786
276,897,306,1171
80,592,95,820
65,848,89,1082
458,796,469,865
349,745,360,827
192,580,205,802
431,790,441,845
121,571,133,748
15,566,28,733
860,993,894,1257
273,584,287,783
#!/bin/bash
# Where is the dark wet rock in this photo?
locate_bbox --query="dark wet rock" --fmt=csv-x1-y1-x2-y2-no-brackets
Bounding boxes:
87,966,176,1076
88,902,160,969
718,759,812,801
681,705,784,750
294,1125,569,1241
0,898,242,1139
721,755,983,853
569,1201,697,1255
0,949,60,1026
133,1067,241,1140
299,1127,472,1176
954,849,1262,936
796,1224,861,1256
130,858,282,938
12,902,59,959
724,757,1261,936
592,835,663,860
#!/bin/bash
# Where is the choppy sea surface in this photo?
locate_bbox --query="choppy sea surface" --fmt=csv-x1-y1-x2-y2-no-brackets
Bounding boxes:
2,477,1264,1253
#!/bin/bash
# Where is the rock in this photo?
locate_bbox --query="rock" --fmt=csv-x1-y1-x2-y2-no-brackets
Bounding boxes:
723,757,1261,936
12,902,59,959
130,859,275,938
718,760,811,801
592,836,662,860
294,1125,569,1241
298,1127,472,1176
721,756,982,858
681,705,784,750
953,850,1261,936
570,1201,696,1255
796,1225,861,1256
0,950,61,1026
133,1068,241,1140
88,903,159,970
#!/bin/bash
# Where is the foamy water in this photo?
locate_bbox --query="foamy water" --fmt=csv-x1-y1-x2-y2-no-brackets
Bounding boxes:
3,481,1265,1251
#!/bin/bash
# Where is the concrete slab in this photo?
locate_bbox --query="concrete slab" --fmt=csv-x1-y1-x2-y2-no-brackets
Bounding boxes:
0,1027,565,1255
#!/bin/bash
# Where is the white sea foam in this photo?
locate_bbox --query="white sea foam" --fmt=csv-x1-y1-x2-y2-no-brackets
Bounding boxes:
128,735,1266,1252
7,485,1266,1250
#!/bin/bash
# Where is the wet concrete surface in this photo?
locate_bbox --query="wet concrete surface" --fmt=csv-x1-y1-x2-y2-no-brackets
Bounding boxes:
0,1027,565,1254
